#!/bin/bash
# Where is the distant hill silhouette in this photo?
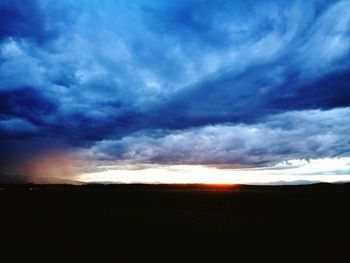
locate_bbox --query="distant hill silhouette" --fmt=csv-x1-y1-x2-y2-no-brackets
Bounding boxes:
0,174,27,184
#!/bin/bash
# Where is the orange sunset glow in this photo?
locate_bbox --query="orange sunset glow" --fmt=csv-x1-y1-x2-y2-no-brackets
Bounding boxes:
24,152,78,184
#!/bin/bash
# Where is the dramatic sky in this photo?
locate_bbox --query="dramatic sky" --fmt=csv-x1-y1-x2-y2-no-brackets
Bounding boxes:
1,0,350,184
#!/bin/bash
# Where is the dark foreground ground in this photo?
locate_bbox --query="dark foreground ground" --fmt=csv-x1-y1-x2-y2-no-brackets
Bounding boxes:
1,183,350,262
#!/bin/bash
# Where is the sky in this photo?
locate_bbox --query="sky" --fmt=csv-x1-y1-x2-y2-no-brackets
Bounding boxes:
0,0,350,184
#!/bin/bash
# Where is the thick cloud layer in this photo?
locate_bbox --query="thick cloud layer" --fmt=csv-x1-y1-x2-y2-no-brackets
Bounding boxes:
0,0,350,181
85,108,350,167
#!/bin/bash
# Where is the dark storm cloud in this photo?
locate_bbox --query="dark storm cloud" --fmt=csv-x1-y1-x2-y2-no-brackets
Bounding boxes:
153,64,350,129
0,0,52,43
0,88,58,126
0,0,350,180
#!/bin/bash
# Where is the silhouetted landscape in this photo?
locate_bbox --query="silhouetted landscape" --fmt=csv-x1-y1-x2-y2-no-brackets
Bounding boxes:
1,183,350,262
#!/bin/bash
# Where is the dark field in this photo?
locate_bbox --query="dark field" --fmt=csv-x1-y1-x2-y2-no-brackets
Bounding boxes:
1,183,350,262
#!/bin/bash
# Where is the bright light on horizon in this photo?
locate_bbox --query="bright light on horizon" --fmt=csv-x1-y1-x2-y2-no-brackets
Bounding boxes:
77,157,350,185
